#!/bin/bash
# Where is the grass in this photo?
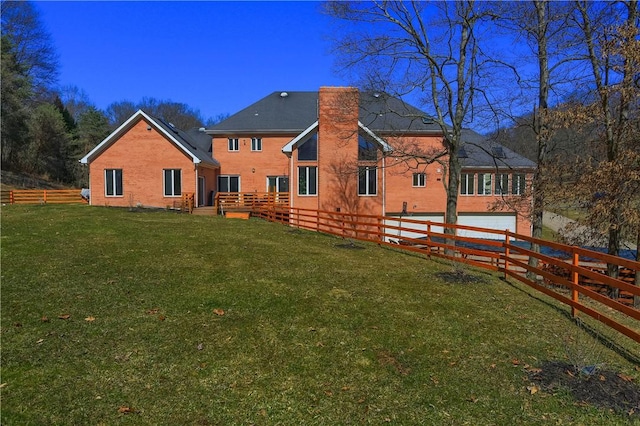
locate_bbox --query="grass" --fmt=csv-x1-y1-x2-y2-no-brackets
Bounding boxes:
1,205,639,425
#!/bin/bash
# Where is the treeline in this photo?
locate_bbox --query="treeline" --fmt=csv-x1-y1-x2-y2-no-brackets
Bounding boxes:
1,1,224,187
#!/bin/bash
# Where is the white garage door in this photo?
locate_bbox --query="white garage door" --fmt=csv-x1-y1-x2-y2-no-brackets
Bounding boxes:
384,214,444,242
457,214,516,240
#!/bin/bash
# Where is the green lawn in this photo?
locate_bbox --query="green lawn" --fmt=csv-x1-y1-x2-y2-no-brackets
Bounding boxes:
1,205,638,425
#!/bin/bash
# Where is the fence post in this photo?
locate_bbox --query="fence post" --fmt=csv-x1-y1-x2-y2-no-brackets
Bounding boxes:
43,190,47,204
10,190,14,204
504,230,510,280
571,250,580,318
426,221,432,258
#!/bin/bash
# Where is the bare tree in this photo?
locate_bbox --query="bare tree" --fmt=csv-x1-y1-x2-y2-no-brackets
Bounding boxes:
327,1,496,246
570,0,640,282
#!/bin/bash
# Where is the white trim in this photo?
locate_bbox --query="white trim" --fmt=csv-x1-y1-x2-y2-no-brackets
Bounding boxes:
281,120,392,154
358,121,392,152
282,121,318,153
79,110,201,164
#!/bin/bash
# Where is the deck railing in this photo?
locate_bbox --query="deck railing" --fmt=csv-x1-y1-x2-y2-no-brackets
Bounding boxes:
1,189,88,205
252,205,639,344
214,192,289,214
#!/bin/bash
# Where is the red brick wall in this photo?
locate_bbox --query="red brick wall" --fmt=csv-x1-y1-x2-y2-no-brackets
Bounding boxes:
89,119,197,208
212,135,290,193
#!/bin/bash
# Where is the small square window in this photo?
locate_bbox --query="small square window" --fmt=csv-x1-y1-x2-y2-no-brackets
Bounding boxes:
412,173,426,187
228,138,239,151
251,137,262,151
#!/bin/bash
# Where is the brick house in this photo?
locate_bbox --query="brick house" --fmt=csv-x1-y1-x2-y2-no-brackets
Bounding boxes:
207,87,535,237
80,110,219,209
81,87,534,237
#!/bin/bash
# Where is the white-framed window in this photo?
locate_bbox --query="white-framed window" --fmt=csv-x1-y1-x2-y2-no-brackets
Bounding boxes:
163,169,182,197
495,173,509,195
477,173,492,195
267,176,289,192
251,137,262,151
358,166,377,196
218,175,240,192
105,169,123,197
460,173,474,195
228,138,239,151
412,172,426,187
298,166,317,195
512,173,526,195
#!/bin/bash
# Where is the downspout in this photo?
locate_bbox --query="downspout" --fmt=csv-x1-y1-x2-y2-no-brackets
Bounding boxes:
194,164,198,208
382,156,386,216
289,154,294,209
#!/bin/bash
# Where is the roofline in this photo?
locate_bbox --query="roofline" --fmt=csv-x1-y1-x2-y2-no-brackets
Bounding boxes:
358,121,392,152
206,129,307,136
282,121,319,153
79,110,203,165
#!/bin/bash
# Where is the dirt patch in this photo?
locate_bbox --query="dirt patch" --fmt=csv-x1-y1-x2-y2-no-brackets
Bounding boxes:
335,241,365,250
377,350,411,376
435,270,487,285
528,361,640,417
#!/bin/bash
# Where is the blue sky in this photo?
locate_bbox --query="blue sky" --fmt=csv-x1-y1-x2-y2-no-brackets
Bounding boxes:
36,1,347,121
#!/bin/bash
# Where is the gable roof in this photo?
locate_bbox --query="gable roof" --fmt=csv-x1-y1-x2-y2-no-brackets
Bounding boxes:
459,129,536,169
281,120,393,155
79,110,219,167
206,90,443,135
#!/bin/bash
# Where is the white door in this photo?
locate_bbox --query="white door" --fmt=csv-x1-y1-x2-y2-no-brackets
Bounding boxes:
384,214,445,242
457,214,516,240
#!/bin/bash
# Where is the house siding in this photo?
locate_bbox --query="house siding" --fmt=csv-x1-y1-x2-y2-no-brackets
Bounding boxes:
89,119,197,208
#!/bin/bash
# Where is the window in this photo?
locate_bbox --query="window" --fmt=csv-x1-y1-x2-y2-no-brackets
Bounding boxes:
477,173,492,195
298,166,317,195
298,133,317,161
251,137,262,151
358,166,377,195
267,176,289,192
358,134,378,161
105,169,123,197
218,175,240,192
412,172,426,187
495,173,509,195
460,173,474,195
163,169,181,196
228,138,239,151
512,173,526,195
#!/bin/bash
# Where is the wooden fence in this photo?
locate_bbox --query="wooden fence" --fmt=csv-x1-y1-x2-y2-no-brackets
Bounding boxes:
214,192,290,213
1,189,87,205
253,206,640,344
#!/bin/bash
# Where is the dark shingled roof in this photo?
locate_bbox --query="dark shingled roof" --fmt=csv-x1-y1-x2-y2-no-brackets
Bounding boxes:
207,90,442,135
459,129,536,169
206,90,534,169
149,112,219,167
207,91,319,134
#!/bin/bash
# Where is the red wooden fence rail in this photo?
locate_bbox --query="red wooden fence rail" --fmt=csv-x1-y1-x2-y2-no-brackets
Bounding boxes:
252,205,639,344
1,189,87,205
